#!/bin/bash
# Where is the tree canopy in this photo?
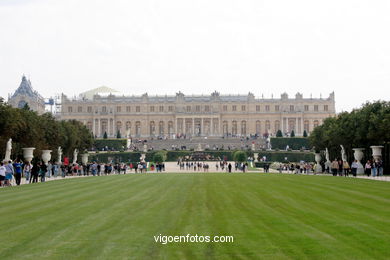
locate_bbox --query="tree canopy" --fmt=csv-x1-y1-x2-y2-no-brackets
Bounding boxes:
0,103,93,161
309,101,390,160
233,150,247,162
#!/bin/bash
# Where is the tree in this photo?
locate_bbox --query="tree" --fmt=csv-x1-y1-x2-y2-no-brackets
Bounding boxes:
233,150,247,162
103,131,108,139
116,130,121,139
22,103,31,111
276,130,283,137
303,130,308,137
153,151,167,163
309,101,390,159
290,130,295,137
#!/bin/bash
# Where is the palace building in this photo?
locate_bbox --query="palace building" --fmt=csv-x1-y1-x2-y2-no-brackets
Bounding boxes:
8,76,45,114
60,88,336,138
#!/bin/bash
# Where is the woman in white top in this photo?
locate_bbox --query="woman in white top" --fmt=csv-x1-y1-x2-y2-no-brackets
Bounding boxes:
0,162,6,186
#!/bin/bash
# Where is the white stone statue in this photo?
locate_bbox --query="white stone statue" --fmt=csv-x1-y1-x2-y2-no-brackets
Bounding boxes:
325,148,330,163
126,138,131,150
143,144,148,153
340,145,347,161
4,138,12,161
251,143,255,151
126,129,130,138
325,148,331,172
57,146,63,164
73,149,79,164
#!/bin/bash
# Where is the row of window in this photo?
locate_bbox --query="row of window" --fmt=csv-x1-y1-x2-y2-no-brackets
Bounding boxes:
68,104,329,113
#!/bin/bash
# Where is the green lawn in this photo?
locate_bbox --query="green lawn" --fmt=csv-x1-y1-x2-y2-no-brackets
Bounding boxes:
0,174,389,259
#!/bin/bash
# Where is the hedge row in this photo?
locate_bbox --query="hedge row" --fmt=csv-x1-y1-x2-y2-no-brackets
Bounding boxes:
89,150,314,163
255,151,314,163
270,137,311,150
94,139,127,150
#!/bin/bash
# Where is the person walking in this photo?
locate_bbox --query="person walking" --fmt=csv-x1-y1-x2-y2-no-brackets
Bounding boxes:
0,162,6,187
40,162,47,182
364,160,372,177
4,161,14,186
331,159,338,176
343,160,350,177
351,160,358,177
31,162,39,183
24,161,32,183
228,163,232,173
13,159,23,185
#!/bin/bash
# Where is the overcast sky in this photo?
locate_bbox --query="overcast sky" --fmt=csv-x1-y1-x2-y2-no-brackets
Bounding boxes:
0,0,389,112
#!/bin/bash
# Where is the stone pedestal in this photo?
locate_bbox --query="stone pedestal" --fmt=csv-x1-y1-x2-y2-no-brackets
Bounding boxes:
254,153,259,162
353,148,365,174
42,150,52,165
22,147,35,163
315,153,322,173
370,146,384,162
81,154,89,165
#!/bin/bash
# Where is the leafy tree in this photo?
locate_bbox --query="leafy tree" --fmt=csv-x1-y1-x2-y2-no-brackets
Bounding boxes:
303,130,308,137
22,103,31,111
276,130,283,137
309,101,390,159
116,130,121,139
153,151,167,163
103,131,108,139
290,130,295,137
233,150,247,162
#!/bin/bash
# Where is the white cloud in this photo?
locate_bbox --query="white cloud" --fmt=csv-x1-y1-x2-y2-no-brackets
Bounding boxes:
0,0,389,112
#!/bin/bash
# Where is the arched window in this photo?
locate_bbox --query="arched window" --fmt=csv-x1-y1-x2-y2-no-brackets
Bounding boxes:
168,121,174,135
159,121,164,135
101,120,107,136
256,120,261,135
241,120,246,136
116,121,122,135
223,121,228,135
87,121,93,132
288,119,296,132
150,121,155,136
313,120,319,128
304,120,309,132
232,121,237,135
274,120,280,133
135,121,141,136
265,120,270,133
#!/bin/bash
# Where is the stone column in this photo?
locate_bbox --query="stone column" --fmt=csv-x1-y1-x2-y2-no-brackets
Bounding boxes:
300,116,304,135
192,118,195,135
174,117,177,136
97,119,101,137
211,118,214,136
92,118,96,137
281,117,284,134
295,118,298,133
201,118,205,136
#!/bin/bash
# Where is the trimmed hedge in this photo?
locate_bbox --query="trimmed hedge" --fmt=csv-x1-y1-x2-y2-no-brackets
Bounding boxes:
94,139,127,151
270,137,310,150
89,150,313,163
255,151,314,163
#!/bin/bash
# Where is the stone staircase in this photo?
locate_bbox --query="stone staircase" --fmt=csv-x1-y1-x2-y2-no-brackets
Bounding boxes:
130,137,267,151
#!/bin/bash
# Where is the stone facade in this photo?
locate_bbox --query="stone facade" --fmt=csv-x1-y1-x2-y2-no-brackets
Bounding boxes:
60,91,336,138
8,76,45,114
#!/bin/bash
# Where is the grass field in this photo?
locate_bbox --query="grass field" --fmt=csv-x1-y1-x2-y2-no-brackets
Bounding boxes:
0,173,389,259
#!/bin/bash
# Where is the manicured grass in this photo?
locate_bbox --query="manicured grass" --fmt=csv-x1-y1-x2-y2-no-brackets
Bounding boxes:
0,174,389,259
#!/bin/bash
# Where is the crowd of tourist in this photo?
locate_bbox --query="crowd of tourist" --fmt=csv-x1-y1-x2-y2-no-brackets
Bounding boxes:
0,159,168,187
328,158,384,177
177,160,249,173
